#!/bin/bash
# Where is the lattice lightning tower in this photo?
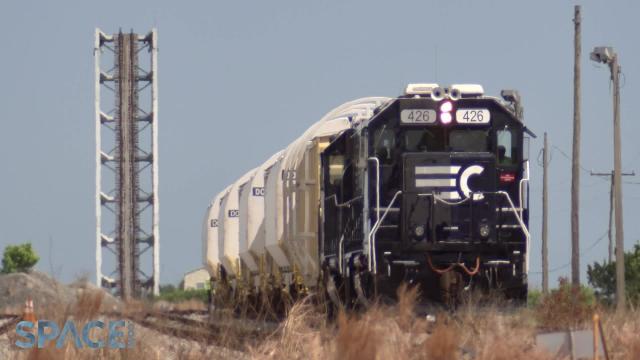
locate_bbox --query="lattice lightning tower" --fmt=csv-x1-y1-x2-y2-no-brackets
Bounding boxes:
94,29,159,298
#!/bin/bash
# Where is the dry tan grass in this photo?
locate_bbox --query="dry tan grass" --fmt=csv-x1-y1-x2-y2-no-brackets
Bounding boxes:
7,289,147,360
8,285,640,359
534,280,598,331
600,307,640,360
252,285,459,360
249,287,640,360
119,298,150,318
174,299,207,312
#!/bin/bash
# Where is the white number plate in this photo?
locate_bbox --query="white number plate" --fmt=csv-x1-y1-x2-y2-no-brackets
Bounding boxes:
456,109,490,124
400,109,437,124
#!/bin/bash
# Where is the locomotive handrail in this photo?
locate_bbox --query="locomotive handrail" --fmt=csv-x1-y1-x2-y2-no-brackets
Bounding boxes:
432,194,471,206
518,160,530,219
324,194,363,208
338,234,344,274
368,190,402,273
367,157,381,226
495,190,530,274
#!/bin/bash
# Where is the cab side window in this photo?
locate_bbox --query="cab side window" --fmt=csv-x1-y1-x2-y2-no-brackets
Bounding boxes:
373,128,396,164
497,129,516,165
328,154,344,199
328,155,344,185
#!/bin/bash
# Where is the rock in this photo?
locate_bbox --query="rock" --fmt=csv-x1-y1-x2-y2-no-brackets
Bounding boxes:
0,270,120,314
68,278,121,312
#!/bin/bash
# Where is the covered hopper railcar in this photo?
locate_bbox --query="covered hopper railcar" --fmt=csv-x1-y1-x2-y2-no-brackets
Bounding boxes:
202,84,532,310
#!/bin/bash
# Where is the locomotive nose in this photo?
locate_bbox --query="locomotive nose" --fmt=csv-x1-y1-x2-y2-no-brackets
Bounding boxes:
402,152,497,244
404,152,496,201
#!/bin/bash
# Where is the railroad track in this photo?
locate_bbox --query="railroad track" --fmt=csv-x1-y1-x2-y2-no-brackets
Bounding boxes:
135,314,214,343
107,310,277,350
163,309,208,316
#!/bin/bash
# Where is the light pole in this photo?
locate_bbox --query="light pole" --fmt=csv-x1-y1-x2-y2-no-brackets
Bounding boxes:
571,6,581,288
590,46,625,310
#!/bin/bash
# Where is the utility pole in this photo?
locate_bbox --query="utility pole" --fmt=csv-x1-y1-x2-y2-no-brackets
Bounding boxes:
571,5,582,287
608,173,614,263
611,53,625,310
590,171,634,263
590,44,626,310
542,132,549,294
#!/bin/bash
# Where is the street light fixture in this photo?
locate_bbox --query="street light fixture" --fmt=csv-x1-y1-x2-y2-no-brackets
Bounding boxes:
590,46,615,64
590,45,626,310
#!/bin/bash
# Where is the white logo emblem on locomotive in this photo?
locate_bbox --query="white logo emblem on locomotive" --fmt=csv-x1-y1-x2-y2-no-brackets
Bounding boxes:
415,165,485,200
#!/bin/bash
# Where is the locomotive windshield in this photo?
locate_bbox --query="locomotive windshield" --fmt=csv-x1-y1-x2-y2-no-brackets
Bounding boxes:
449,129,490,152
403,129,445,152
375,127,491,155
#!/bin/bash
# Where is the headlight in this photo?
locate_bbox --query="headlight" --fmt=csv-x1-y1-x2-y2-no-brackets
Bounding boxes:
479,223,490,238
415,225,425,237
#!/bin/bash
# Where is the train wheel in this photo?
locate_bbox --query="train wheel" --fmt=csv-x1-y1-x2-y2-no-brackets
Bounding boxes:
242,287,259,318
353,271,371,308
323,269,342,319
439,270,463,310
217,280,231,308
280,288,294,315
507,284,528,304
343,271,354,310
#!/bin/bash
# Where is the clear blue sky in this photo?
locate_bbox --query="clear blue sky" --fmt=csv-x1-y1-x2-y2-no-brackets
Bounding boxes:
1,0,639,287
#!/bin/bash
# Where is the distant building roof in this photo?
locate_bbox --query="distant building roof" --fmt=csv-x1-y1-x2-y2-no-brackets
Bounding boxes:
184,267,208,277
182,267,210,290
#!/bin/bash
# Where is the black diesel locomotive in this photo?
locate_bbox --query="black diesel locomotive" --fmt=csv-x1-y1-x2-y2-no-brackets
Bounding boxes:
320,84,532,307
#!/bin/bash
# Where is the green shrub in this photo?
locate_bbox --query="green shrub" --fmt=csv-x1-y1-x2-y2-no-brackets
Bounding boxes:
155,286,209,303
587,244,640,306
527,288,543,307
1,243,39,274
159,284,177,293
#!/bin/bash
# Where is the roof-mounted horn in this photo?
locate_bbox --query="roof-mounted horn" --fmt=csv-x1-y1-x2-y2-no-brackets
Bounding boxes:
404,83,440,96
450,84,484,98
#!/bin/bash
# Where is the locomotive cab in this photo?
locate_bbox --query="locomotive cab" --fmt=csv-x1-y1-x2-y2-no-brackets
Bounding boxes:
321,85,531,306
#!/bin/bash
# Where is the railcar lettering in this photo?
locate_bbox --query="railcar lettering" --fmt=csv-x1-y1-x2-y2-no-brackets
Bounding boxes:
282,170,296,180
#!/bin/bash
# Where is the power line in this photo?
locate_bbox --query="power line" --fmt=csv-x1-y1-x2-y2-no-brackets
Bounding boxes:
591,170,635,263
535,142,608,184
546,144,609,188
530,230,608,274
552,144,604,179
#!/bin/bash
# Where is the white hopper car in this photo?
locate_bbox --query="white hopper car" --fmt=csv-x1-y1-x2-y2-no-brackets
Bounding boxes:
202,97,390,301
